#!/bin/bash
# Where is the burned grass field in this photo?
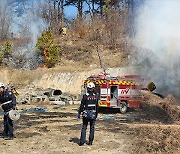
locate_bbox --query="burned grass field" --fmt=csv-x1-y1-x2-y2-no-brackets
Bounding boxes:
0,91,179,154
0,105,131,154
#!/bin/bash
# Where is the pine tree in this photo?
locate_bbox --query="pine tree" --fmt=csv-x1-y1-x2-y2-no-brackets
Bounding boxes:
36,29,61,68
0,41,13,63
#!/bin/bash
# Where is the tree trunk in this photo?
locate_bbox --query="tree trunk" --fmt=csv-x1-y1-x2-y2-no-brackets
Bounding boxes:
92,0,95,17
57,0,64,26
78,0,83,19
123,0,126,9
53,0,57,24
61,0,64,26
100,0,103,17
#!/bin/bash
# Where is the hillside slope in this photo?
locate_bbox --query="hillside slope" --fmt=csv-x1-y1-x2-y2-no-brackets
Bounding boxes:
0,66,140,95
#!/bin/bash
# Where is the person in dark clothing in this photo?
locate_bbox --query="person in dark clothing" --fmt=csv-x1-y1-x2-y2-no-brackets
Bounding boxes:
0,82,16,140
78,82,99,146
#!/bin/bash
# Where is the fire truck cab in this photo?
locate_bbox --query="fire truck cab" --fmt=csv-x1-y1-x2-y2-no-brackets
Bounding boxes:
83,73,144,113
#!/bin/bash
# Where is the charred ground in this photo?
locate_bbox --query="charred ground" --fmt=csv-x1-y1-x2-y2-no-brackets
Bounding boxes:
0,91,179,154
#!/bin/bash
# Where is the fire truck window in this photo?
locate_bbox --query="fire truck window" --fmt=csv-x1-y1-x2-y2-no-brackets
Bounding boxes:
111,86,118,99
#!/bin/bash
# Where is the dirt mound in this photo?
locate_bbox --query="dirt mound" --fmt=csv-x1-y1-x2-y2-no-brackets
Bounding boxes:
160,95,180,122
128,92,180,153
130,125,180,153
140,91,180,123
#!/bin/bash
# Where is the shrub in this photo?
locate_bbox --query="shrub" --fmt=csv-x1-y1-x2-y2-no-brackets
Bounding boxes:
36,29,61,68
0,41,13,63
147,82,156,92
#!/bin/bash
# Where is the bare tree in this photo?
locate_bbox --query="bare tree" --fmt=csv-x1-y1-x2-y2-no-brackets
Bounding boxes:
37,0,66,34
0,0,12,40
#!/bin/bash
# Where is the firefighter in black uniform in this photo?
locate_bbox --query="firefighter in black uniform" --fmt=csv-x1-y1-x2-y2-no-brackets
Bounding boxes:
78,82,98,146
0,82,16,140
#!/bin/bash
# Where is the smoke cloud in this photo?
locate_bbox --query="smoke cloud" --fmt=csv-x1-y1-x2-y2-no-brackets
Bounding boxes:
11,0,48,69
134,0,180,99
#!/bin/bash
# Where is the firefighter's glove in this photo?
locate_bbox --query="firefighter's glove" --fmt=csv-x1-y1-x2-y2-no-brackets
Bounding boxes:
78,113,80,119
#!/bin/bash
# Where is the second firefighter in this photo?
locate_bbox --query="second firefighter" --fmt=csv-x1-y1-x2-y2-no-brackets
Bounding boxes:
78,82,99,146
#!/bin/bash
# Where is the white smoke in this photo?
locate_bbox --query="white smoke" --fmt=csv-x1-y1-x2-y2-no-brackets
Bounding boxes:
134,0,180,98
11,0,48,69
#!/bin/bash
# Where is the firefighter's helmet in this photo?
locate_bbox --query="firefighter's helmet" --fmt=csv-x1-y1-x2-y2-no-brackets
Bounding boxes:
87,82,95,89
0,82,5,87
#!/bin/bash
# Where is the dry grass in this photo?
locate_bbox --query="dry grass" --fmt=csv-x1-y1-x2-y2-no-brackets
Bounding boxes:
127,91,180,153
53,14,131,70
130,125,180,154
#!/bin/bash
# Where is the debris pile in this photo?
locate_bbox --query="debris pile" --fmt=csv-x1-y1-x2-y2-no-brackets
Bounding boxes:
16,88,75,105
141,91,180,123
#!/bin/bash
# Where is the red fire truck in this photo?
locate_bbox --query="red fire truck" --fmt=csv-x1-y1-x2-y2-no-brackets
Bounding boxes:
83,73,145,113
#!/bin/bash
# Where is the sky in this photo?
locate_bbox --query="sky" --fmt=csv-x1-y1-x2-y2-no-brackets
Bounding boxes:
65,6,77,18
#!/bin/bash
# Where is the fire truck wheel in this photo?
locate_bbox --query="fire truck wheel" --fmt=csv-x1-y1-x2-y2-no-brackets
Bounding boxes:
119,101,128,114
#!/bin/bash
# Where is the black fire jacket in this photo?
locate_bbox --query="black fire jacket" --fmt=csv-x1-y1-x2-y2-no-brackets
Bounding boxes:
0,88,16,112
78,92,99,117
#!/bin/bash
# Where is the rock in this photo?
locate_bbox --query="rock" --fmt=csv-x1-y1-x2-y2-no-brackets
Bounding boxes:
69,101,74,105
50,101,66,105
